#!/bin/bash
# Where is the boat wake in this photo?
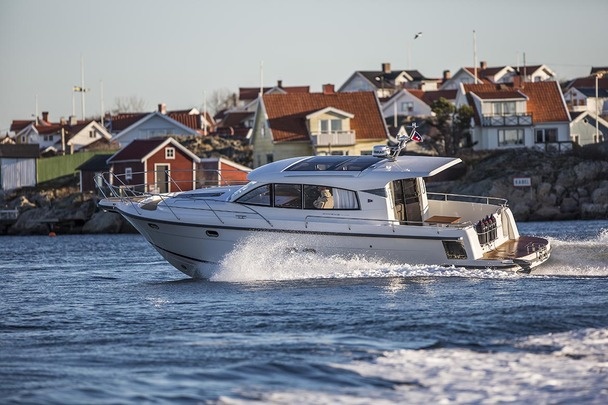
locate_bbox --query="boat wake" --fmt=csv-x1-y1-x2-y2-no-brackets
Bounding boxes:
210,229,608,282
531,228,608,277
290,327,607,404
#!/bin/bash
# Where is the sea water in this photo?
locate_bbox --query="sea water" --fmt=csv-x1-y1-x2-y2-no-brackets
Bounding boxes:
1,220,607,404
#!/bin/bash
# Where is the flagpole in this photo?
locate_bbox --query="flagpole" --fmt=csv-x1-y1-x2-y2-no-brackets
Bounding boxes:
81,55,86,119
473,30,478,84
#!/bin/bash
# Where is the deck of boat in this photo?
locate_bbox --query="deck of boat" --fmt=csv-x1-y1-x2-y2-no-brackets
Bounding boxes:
482,236,549,260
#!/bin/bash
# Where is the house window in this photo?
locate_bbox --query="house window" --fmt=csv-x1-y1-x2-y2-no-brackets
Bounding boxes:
125,167,133,181
492,101,516,116
535,128,558,143
320,119,342,133
401,102,414,113
498,129,524,146
266,153,274,164
165,147,175,159
595,133,604,143
43,135,54,142
571,134,580,145
89,130,96,138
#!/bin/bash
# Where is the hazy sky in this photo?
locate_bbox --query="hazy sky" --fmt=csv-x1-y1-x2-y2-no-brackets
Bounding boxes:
1,0,607,133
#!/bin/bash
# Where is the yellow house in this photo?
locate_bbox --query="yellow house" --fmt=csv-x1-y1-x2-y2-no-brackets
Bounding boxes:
250,84,390,168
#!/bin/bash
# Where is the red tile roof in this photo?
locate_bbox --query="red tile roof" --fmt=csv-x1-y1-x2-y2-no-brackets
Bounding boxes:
262,91,388,143
168,112,201,131
463,82,569,123
106,113,147,131
239,86,310,101
10,120,34,132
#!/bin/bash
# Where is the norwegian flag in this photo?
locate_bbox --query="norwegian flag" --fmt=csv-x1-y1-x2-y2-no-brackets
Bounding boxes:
410,131,423,142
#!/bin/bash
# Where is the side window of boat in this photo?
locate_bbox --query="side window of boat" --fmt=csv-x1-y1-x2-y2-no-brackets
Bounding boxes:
303,185,359,210
274,184,302,209
235,184,271,206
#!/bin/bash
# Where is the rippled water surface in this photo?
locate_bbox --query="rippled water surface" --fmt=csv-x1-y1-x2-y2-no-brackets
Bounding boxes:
1,220,607,404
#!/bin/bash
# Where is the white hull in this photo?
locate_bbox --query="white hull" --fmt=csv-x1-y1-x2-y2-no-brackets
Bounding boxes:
117,204,549,279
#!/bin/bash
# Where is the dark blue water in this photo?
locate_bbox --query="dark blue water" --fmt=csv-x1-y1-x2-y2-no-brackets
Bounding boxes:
1,220,607,404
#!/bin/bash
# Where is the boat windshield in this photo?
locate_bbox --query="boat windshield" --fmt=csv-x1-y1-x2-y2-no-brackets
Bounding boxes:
285,156,382,172
229,181,258,201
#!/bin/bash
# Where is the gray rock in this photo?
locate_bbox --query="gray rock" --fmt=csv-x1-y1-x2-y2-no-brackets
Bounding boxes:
82,211,124,234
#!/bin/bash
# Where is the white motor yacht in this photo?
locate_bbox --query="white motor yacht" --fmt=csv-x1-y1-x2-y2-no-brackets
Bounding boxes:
98,137,550,278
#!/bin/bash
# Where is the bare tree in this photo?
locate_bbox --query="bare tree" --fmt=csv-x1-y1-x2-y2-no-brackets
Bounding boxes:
205,88,238,115
112,96,147,114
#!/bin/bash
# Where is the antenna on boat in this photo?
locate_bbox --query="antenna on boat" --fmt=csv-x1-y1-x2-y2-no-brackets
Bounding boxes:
372,122,423,159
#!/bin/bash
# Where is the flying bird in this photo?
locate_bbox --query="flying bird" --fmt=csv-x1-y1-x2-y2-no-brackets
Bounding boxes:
414,32,423,40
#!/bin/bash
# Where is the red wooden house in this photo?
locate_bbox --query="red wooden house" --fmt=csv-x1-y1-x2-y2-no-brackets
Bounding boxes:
198,157,251,187
107,137,200,193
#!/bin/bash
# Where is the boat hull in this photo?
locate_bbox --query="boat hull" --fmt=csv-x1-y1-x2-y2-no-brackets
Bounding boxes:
118,207,550,279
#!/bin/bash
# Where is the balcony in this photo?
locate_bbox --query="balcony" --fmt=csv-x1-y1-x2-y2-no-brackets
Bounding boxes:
310,130,356,146
481,114,533,127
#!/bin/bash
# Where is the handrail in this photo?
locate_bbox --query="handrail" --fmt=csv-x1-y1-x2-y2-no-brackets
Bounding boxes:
427,192,507,207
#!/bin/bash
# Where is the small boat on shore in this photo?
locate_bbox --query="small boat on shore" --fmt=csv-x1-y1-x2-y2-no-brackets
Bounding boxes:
97,135,550,278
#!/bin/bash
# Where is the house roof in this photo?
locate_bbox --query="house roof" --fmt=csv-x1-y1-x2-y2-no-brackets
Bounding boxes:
356,69,427,90
463,81,570,123
0,143,40,158
107,137,200,163
563,76,608,92
112,112,200,142
106,113,147,132
261,91,388,143
76,154,113,171
239,85,310,101
217,111,253,127
578,88,608,98
463,65,513,83
10,120,34,132
420,89,458,105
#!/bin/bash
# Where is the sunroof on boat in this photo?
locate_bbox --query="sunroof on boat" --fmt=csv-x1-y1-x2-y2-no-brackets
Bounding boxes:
285,156,382,172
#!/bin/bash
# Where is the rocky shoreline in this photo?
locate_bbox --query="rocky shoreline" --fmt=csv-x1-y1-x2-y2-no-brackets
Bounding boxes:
1,146,607,236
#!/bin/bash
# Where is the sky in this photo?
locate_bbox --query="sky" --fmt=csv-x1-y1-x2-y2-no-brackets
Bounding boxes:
1,0,607,133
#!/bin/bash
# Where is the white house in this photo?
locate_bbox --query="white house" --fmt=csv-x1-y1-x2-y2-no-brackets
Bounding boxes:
381,89,433,127
10,115,113,155
456,81,572,152
570,111,608,146
111,111,199,147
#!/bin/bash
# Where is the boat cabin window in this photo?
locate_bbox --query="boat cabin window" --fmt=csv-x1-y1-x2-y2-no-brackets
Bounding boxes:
303,185,359,210
274,184,302,208
236,183,359,210
235,184,271,206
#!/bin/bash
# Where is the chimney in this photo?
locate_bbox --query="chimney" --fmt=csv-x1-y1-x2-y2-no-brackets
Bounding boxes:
512,75,523,88
158,103,167,114
382,63,391,74
322,84,335,94
443,70,452,80
69,116,77,126
480,61,487,70
42,111,49,123
277,80,283,88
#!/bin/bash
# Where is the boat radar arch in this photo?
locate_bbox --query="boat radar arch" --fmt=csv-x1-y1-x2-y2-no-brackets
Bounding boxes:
373,123,422,160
